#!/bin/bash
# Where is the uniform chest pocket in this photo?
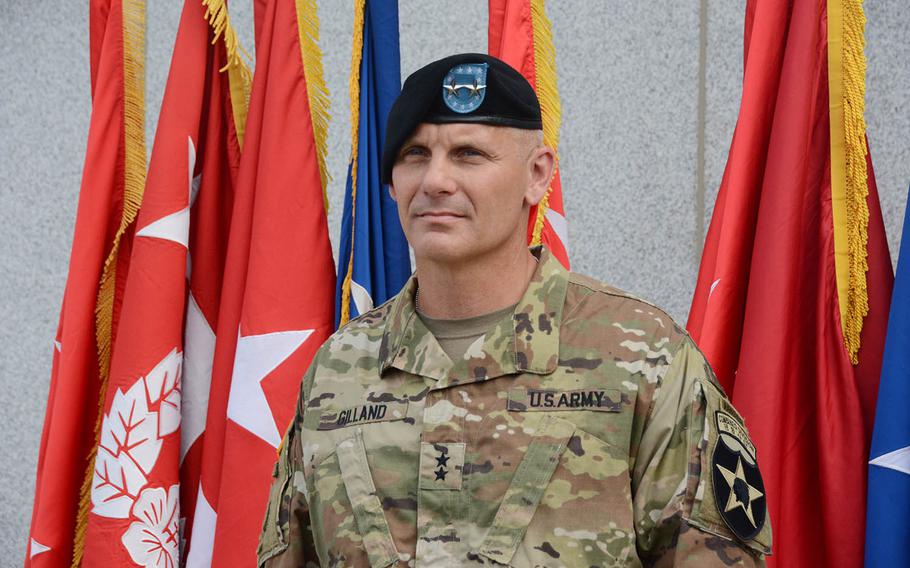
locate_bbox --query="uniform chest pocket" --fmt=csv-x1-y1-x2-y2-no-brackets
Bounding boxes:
476,415,636,567
308,429,400,568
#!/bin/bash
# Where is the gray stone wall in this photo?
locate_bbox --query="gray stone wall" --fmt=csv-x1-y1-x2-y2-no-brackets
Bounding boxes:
2,0,907,562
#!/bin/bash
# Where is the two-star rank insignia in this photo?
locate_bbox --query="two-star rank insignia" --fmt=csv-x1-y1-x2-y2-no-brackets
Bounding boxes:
442,63,488,114
419,442,465,490
434,448,450,480
712,410,766,540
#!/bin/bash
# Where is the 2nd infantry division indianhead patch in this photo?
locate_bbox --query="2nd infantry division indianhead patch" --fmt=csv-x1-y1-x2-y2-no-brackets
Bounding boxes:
711,410,767,541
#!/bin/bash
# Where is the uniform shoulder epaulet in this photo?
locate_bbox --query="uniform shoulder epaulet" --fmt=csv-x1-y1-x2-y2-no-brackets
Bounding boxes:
566,272,685,338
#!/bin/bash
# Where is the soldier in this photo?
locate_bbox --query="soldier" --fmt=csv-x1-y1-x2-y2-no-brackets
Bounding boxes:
258,53,771,567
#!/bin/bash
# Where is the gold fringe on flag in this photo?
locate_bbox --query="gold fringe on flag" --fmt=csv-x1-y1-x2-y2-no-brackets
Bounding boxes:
202,0,253,147
828,0,870,364
73,0,147,564
339,0,367,326
294,0,332,212
841,0,870,363
528,0,561,246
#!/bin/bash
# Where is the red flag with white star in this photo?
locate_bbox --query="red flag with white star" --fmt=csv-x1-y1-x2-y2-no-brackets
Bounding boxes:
687,0,892,565
185,0,335,564
78,0,247,564
176,2,249,554
26,0,146,564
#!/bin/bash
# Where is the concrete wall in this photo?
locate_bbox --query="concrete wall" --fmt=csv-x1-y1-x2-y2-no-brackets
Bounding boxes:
2,0,908,562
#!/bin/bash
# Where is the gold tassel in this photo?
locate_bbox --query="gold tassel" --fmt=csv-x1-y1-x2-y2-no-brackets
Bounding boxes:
529,0,561,246
202,0,253,147
339,0,366,326
72,0,147,564
840,0,870,363
294,0,333,213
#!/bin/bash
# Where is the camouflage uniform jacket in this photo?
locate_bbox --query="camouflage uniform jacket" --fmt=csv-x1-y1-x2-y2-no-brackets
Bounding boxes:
259,248,772,567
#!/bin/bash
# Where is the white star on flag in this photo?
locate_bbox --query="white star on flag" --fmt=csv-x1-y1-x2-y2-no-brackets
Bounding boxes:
29,538,50,559
184,485,216,568
709,278,722,298
226,327,314,448
869,446,910,476
136,136,196,248
350,279,374,316
180,292,216,463
186,149,201,280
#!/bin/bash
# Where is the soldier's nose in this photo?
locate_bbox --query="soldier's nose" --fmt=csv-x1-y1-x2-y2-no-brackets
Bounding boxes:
420,156,457,197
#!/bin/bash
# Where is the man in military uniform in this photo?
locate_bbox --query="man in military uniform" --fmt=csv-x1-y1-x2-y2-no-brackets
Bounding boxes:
258,53,771,567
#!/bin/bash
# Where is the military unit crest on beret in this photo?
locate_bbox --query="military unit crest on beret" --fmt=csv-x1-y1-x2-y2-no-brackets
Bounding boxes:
442,63,488,114
380,53,543,183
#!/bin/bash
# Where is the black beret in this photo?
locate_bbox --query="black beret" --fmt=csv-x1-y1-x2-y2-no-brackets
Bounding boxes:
381,53,543,183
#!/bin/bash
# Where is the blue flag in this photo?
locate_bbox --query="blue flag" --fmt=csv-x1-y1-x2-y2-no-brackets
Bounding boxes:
336,0,410,328
866,187,910,566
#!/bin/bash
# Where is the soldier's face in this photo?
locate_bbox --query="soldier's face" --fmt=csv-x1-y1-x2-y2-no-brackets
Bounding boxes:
390,122,553,265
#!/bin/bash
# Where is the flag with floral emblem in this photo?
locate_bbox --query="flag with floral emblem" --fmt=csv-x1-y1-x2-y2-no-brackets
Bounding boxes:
78,0,249,565
26,0,147,564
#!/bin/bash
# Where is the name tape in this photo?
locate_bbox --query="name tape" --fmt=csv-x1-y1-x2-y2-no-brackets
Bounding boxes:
507,388,621,412
317,401,409,430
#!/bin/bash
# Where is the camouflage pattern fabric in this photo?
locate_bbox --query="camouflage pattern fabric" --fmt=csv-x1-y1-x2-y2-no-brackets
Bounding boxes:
258,247,771,567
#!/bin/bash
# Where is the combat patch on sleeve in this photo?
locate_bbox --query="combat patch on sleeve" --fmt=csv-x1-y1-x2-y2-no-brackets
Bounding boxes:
711,410,766,541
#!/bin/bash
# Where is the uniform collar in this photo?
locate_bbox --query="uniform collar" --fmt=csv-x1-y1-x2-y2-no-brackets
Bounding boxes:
379,246,567,385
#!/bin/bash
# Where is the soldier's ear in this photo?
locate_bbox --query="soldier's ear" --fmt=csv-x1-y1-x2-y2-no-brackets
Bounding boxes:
388,181,398,201
525,145,556,207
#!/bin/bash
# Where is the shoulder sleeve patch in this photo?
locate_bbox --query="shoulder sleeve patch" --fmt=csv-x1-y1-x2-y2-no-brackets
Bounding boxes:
711,409,766,540
687,380,772,554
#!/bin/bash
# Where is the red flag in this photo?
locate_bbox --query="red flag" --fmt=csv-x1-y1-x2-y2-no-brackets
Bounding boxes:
488,0,569,268
77,0,246,564
26,1,146,564
88,0,111,96
176,2,249,552
186,0,335,564
687,1,892,566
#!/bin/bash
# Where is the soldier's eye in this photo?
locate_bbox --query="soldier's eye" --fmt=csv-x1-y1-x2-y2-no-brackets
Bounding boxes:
456,147,484,158
400,146,428,159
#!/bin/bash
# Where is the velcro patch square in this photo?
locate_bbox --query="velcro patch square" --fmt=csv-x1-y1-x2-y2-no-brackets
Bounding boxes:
419,442,465,491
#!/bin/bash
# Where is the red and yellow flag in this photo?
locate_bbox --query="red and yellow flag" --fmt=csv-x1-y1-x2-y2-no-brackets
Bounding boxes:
688,1,893,565
77,0,248,564
185,0,335,564
26,1,146,564
488,0,569,268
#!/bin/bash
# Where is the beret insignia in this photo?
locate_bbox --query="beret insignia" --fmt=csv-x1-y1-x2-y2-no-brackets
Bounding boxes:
442,63,488,114
380,53,542,183
711,410,767,541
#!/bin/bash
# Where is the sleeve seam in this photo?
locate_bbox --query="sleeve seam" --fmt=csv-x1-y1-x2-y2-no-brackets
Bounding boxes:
643,333,689,425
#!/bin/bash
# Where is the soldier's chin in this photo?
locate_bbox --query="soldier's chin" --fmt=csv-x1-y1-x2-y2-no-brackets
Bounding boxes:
411,235,475,265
